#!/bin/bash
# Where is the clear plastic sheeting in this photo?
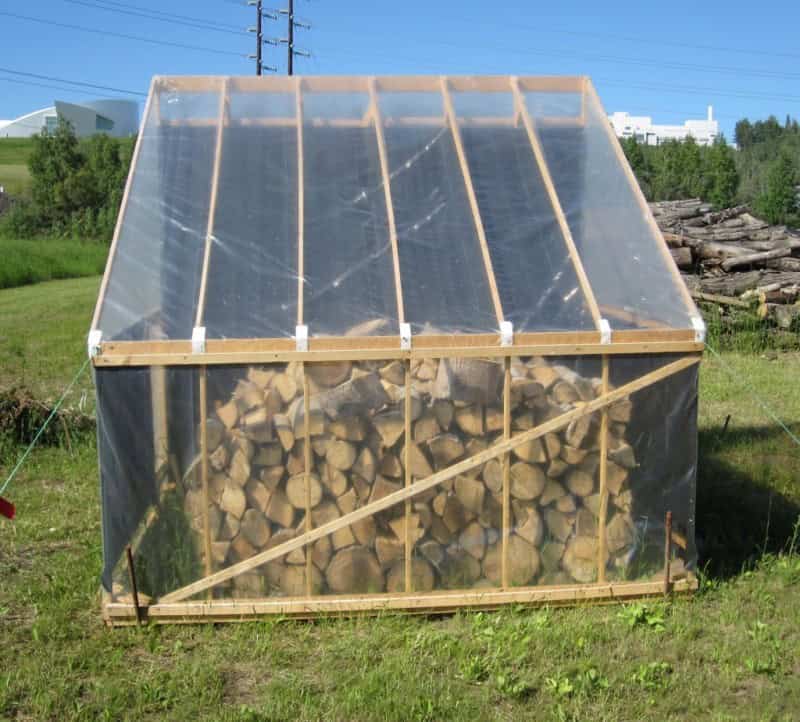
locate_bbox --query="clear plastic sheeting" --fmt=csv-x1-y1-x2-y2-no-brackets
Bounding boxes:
99,354,697,602
93,76,697,344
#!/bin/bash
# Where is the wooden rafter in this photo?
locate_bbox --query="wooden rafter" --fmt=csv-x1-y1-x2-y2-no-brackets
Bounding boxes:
368,77,406,326
440,76,505,327
159,354,700,603
296,77,306,328
91,77,157,331
194,77,230,329
583,79,699,319
510,76,603,329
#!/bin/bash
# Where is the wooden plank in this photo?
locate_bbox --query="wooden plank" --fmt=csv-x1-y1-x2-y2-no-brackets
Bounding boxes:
150,365,168,476
94,329,696,358
93,339,705,367
584,79,699,321
448,76,514,93
296,78,305,328
158,76,225,93
368,77,406,326
198,370,213,581
90,77,157,331
404,360,412,592
104,576,697,624
517,76,585,93
440,76,505,326
303,364,313,597
691,291,749,309
194,77,229,329
501,357,511,588
159,354,700,602
511,76,603,329
375,76,441,92
302,76,370,92
596,356,610,583
228,75,297,93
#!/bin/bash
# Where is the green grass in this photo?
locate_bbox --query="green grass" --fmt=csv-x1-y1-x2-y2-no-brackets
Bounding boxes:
0,138,35,165
0,275,99,402
0,163,31,198
0,278,799,720
0,238,107,290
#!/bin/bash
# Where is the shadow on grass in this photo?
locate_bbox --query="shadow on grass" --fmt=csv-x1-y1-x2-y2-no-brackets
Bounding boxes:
697,423,800,579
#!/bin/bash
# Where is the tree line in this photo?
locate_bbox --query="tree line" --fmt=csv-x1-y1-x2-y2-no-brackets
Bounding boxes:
621,115,799,225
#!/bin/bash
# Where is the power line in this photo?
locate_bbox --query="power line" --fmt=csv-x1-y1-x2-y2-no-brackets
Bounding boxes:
62,0,247,36
0,67,146,96
0,11,247,59
76,0,245,32
0,75,124,100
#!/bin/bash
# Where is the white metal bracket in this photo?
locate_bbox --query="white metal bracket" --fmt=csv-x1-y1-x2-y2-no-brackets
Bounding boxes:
295,324,308,352
192,326,206,354
500,320,514,347
400,322,412,351
87,330,102,359
690,315,706,343
599,318,612,345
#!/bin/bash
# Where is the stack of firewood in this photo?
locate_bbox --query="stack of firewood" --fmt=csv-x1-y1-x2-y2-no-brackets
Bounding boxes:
652,199,800,327
183,357,638,598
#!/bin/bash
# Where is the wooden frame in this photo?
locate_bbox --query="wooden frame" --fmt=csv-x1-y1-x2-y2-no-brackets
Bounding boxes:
94,74,704,623
104,353,700,622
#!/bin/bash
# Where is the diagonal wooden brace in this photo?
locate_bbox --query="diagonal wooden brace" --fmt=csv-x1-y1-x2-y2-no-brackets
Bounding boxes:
159,355,699,603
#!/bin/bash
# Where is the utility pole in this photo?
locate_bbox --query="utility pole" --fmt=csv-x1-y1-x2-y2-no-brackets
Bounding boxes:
279,0,310,75
287,0,294,75
248,0,277,74
256,0,263,76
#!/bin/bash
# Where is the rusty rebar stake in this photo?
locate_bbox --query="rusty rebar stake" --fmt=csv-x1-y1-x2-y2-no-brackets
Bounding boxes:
663,511,672,596
125,544,143,625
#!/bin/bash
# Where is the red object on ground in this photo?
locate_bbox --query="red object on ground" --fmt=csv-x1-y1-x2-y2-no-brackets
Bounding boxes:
0,496,15,520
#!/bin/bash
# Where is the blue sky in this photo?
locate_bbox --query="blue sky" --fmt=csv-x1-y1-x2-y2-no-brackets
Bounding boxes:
1,0,798,140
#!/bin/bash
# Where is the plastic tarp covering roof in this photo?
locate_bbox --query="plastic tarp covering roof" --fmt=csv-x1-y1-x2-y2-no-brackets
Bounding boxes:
95,76,697,343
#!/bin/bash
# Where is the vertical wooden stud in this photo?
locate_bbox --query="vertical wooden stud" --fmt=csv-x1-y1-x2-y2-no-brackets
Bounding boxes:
404,359,412,592
198,369,213,587
501,356,511,589
303,364,313,597
596,355,610,583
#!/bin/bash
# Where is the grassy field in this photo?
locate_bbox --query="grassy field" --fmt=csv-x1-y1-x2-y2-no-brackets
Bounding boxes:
0,163,31,198
0,138,34,198
0,277,799,721
0,138,34,165
0,238,108,291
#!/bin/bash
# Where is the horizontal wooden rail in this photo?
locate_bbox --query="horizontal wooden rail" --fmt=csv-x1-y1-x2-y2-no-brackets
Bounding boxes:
159,354,700,603
105,576,698,624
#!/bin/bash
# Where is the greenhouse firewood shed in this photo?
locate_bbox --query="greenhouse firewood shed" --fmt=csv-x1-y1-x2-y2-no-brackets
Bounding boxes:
91,75,704,625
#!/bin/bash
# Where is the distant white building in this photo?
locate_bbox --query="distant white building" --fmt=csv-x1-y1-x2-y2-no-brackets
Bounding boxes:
0,99,138,138
608,106,719,146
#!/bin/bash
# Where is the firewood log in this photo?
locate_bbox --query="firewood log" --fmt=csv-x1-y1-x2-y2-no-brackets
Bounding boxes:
326,547,384,594
509,462,546,500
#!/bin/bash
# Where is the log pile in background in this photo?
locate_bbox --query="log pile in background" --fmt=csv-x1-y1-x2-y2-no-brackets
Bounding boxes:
183,356,640,598
651,199,800,328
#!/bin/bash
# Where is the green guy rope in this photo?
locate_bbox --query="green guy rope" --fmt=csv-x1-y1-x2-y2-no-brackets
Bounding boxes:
0,357,91,497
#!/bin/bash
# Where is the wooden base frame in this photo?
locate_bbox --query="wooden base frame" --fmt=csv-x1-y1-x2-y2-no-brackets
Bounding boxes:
102,575,698,626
